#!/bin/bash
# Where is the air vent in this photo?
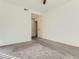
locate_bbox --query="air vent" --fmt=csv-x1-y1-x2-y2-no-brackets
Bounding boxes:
24,8,29,11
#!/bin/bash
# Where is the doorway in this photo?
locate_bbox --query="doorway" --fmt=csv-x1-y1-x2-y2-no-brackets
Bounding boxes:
31,14,40,39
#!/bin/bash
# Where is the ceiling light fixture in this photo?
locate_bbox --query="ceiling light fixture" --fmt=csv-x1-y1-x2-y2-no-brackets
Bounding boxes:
43,0,46,5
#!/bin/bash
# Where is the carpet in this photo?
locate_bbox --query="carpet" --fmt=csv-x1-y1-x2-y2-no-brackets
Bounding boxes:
11,43,73,59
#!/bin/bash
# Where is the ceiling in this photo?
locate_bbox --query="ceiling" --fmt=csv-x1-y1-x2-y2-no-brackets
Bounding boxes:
1,0,67,13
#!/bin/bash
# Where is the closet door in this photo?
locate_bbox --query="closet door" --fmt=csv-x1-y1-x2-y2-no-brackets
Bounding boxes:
0,1,31,46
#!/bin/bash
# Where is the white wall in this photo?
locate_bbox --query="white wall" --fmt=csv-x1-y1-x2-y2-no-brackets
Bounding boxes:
38,16,43,37
0,1,31,46
40,0,79,47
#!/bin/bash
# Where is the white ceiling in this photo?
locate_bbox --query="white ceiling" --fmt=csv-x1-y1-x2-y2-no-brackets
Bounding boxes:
1,0,67,13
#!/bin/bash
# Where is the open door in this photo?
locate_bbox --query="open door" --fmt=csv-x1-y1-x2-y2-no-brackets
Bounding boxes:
32,14,41,39
32,14,38,38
